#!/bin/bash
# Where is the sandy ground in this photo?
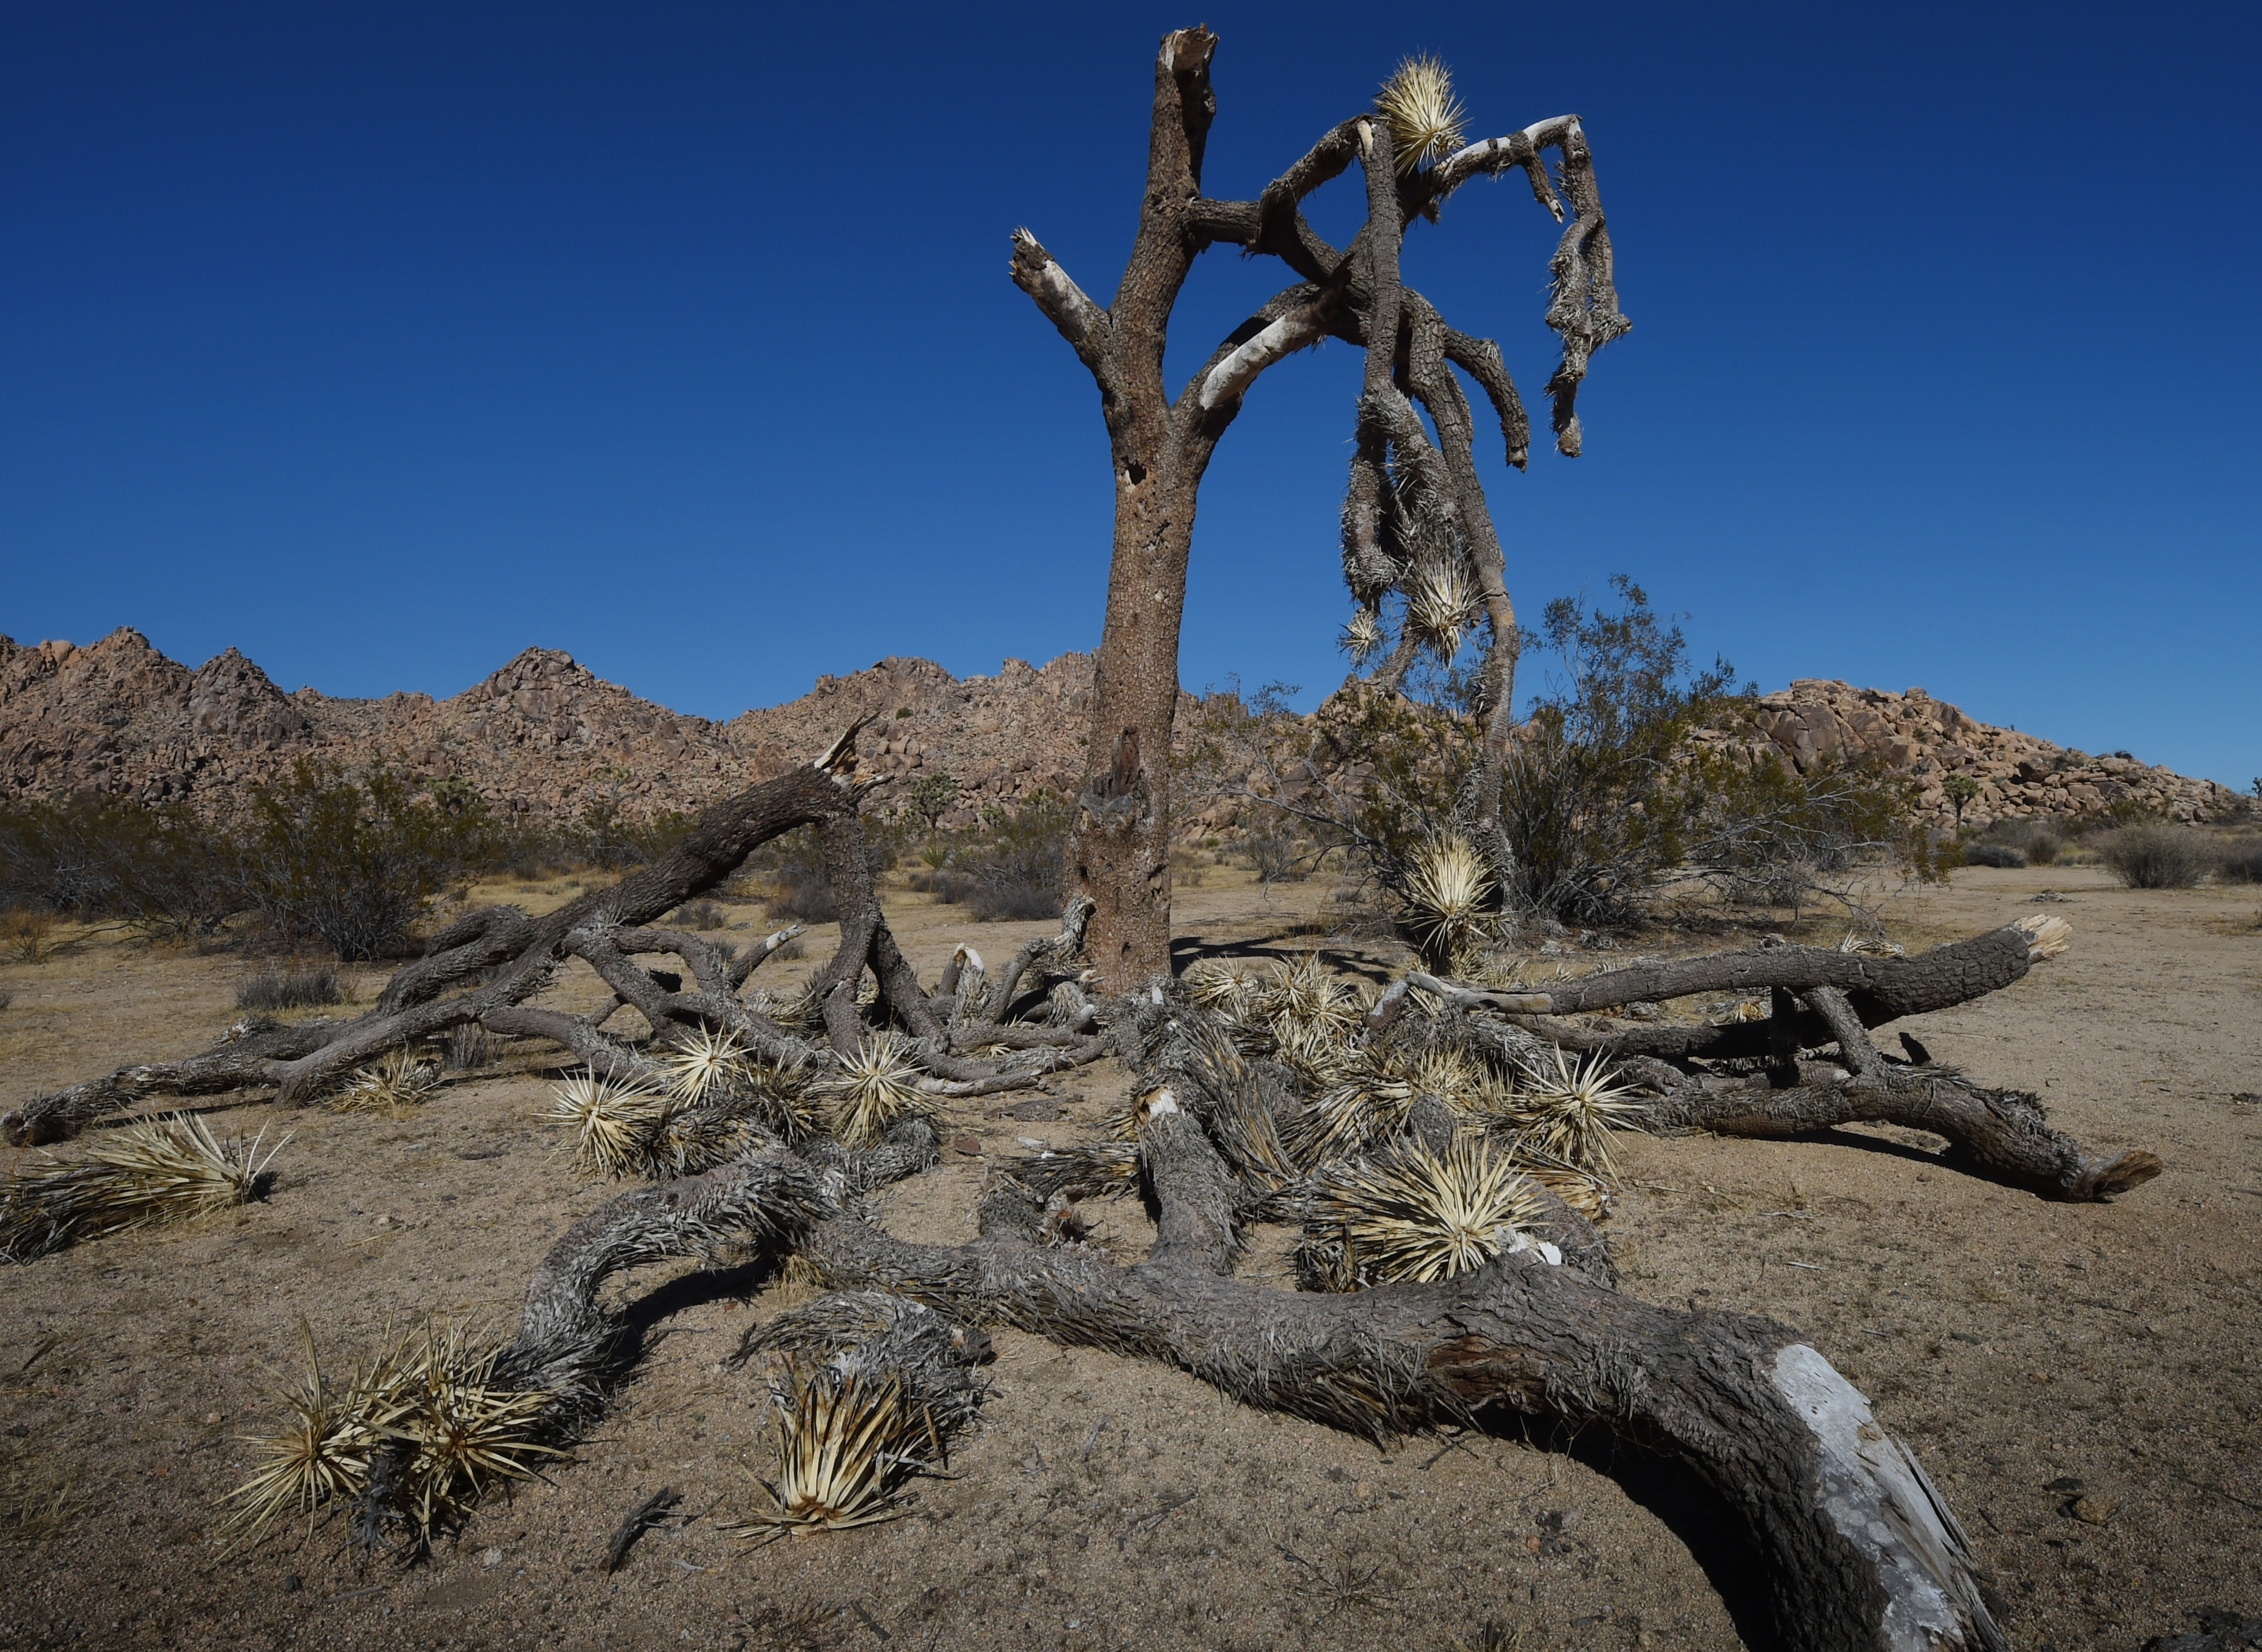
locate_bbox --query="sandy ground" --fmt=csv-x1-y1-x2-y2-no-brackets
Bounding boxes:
1,863,2257,1652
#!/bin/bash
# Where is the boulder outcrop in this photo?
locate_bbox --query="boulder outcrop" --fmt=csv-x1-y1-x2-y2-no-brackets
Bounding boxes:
0,631,2238,832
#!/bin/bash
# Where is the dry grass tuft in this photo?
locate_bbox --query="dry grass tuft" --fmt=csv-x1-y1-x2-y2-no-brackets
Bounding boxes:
1,1459,94,1542
1,1114,283,1263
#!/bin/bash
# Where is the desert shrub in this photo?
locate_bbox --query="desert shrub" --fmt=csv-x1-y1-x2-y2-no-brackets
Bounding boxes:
2,907,55,963
2215,839,2262,885
670,899,727,930
238,762,493,960
0,796,244,941
2097,824,2213,889
1961,843,2026,868
235,964,343,1011
906,771,960,834
438,1023,503,1070
968,875,1061,921
766,875,841,923
1244,829,1308,885
1193,579,1935,935
568,785,694,871
961,792,1071,921
909,867,976,904
906,793,1071,922
1976,816,2062,867
0,989,12,1011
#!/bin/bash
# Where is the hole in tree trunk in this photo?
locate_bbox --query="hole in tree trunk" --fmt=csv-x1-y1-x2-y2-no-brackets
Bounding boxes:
1124,460,1146,484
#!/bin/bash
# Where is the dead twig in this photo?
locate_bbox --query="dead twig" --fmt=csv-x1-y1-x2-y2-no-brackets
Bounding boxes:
604,1485,681,1572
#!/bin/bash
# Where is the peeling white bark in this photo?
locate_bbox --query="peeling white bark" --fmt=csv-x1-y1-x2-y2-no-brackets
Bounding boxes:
1771,1344,2005,1651
1197,301,1333,410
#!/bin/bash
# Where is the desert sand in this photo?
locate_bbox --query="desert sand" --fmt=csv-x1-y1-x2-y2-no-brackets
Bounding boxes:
2,863,2257,1651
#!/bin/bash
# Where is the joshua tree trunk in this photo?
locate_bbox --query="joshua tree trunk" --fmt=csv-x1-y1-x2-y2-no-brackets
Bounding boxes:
1016,27,1625,989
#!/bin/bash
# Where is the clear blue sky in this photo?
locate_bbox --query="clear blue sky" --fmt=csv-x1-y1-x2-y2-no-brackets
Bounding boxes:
4,2,2256,787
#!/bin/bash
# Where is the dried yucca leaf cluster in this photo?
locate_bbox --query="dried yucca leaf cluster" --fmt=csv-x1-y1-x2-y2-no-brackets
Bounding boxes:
813,1032,924,1148
1,1114,283,1263
542,1036,819,1180
1402,834,1492,974
219,1319,556,1554
730,1367,938,1537
1298,1137,1548,1291
730,1291,988,1538
1376,53,1467,174
330,1047,441,1113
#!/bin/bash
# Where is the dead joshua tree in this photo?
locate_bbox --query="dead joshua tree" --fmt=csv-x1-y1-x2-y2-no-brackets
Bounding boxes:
1021,32,1622,987
4,710,2164,1649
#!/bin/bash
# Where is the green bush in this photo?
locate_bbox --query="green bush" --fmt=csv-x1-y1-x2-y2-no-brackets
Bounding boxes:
238,762,493,958
1193,580,1933,933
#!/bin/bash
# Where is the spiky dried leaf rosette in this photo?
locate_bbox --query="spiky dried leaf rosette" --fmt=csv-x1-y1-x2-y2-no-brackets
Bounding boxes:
1281,1065,1413,1169
1509,1047,1643,1179
1302,1138,1545,1289
392,1320,561,1540
1256,953,1364,1047
0,1114,285,1263
728,1366,938,1539
544,1068,672,1180
1340,606,1387,665
1500,1139,1616,1222
331,1047,441,1113
660,1025,751,1105
219,1318,556,1554
816,1032,924,1149
1376,53,1468,175
1402,552,1481,665
1182,958,1259,1021
216,1325,387,1550
1402,832,1491,972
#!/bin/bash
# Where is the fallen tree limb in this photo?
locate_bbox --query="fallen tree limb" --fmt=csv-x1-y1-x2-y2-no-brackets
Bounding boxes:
1645,1071,2163,1202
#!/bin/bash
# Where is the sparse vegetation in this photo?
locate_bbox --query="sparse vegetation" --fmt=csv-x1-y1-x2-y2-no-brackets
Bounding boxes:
2215,838,2262,885
1197,579,1936,944
236,964,344,1011
1962,842,2026,868
2098,824,2216,889
905,771,960,834
909,791,1070,921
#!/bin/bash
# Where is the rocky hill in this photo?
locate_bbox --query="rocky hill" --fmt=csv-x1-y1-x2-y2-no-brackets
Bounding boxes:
0,629,2238,832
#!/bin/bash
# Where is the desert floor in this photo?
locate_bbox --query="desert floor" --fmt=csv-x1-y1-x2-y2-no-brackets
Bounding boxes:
1,863,2257,1652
